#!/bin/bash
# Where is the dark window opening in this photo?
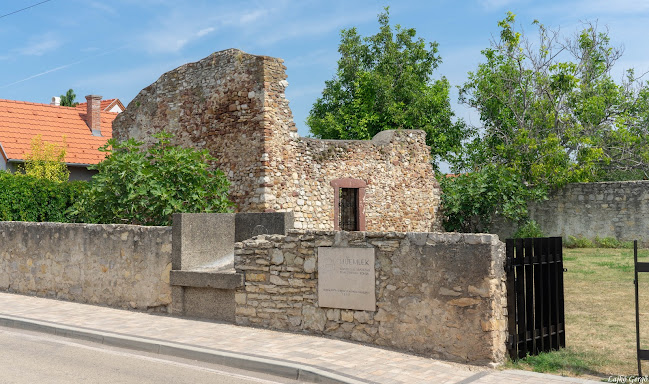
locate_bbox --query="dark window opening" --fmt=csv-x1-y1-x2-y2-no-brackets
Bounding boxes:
339,188,359,231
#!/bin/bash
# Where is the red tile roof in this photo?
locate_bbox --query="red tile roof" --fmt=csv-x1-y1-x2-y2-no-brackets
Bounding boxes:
0,99,116,165
76,98,125,112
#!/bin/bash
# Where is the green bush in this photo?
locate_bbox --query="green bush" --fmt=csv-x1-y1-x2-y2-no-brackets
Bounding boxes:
439,165,546,233
564,236,594,248
0,171,86,222
72,133,233,226
593,236,634,249
513,220,545,239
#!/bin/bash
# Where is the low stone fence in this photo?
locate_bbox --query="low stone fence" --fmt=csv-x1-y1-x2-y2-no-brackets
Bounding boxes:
0,221,172,310
234,230,507,365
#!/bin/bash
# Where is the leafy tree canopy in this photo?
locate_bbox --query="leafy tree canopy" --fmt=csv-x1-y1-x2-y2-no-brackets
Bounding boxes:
72,133,233,226
307,7,468,165
458,12,649,187
442,12,649,232
60,89,78,107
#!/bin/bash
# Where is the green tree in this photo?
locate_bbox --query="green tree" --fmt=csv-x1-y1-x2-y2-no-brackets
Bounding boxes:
72,133,233,226
458,12,649,187
60,89,78,107
439,165,546,233
307,7,468,165
441,13,649,232
22,135,70,182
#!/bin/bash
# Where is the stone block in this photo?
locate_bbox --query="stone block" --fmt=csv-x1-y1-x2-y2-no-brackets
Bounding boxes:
169,270,243,289
172,213,235,271
234,212,294,242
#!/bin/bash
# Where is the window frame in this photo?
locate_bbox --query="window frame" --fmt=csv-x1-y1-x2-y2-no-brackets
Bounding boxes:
330,178,367,231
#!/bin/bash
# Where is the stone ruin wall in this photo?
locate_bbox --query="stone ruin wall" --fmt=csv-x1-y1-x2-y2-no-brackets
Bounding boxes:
113,49,441,232
112,49,273,212
234,230,508,365
268,131,440,231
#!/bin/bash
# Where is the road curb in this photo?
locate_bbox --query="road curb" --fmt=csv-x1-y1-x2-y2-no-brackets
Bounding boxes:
0,314,370,384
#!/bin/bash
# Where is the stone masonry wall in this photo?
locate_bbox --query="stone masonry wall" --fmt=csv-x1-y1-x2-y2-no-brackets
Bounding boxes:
112,49,272,212
491,181,649,245
0,221,172,310
266,130,440,232
112,49,441,232
234,230,507,365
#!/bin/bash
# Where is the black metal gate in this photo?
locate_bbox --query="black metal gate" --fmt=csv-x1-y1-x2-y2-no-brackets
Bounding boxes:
505,237,566,359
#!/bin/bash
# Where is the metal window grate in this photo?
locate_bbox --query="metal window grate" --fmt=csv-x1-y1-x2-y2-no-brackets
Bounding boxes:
339,188,358,231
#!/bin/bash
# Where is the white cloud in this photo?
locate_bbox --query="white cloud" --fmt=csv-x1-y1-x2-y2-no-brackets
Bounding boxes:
196,27,215,38
17,33,61,56
239,9,268,25
255,10,377,46
88,1,118,15
286,49,337,69
477,0,522,11
576,0,649,14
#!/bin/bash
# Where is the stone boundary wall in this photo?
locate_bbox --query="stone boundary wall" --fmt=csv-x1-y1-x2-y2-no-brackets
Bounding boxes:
492,181,649,245
233,230,507,365
0,221,172,310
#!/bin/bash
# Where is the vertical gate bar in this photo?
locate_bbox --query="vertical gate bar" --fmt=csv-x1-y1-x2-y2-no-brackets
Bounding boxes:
524,238,535,355
553,237,564,349
546,237,556,351
635,240,642,377
506,239,517,359
555,237,566,349
550,237,559,349
532,238,541,355
537,237,546,353
515,238,527,358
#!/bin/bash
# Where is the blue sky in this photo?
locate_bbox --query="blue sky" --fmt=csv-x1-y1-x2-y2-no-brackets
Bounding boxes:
2,0,649,140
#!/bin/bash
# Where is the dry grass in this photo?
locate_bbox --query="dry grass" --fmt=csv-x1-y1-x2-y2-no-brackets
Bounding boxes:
510,247,649,378
564,247,649,376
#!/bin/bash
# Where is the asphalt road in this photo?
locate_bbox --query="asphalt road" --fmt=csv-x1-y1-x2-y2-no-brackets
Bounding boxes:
0,326,300,384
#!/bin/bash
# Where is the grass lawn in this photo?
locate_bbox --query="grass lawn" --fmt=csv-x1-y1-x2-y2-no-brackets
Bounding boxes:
507,246,649,379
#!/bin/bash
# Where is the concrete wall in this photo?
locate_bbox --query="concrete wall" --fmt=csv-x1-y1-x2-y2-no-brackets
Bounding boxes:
112,49,442,233
169,212,293,322
233,230,507,365
492,181,649,245
0,221,172,310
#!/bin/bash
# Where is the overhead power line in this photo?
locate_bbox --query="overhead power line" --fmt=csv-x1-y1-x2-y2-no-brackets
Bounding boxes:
0,0,53,19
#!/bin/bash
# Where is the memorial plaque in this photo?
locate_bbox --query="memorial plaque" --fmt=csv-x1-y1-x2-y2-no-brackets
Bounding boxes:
317,247,376,311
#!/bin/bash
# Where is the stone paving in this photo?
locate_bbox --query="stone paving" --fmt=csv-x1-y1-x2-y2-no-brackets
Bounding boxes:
0,292,601,384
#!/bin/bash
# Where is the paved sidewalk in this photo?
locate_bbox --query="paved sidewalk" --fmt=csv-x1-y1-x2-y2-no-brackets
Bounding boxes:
0,292,600,384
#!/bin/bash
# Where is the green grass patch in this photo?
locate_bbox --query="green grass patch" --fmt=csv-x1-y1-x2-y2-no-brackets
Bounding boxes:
564,236,635,249
592,261,633,272
505,348,604,376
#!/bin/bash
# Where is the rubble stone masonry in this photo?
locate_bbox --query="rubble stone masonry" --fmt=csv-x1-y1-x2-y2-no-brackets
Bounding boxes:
233,230,508,365
113,49,441,232
0,221,172,311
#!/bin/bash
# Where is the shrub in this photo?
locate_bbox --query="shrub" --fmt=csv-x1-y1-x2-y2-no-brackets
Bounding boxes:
21,135,70,182
513,220,545,239
593,236,635,249
439,165,546,233
564,236,595,248
72,133,233,226
0,171,86,222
